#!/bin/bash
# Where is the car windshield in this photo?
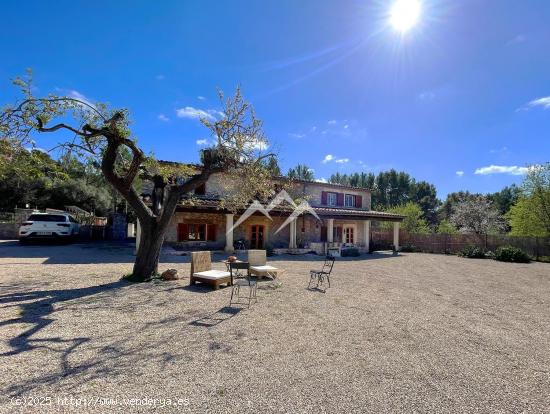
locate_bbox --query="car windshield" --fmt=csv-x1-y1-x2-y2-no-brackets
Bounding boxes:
28,214,67,222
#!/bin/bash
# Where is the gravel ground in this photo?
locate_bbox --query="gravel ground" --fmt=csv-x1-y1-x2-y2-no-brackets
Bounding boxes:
0,240,549,413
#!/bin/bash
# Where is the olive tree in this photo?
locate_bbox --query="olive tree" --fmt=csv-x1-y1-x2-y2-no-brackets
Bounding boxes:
0,72,274,281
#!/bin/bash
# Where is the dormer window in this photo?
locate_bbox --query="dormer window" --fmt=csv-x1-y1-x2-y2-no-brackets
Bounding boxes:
327,192,337,206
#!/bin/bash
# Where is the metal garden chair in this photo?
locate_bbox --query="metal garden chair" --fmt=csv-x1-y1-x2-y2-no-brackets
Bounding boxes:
229,261,258,308
308,256,335,290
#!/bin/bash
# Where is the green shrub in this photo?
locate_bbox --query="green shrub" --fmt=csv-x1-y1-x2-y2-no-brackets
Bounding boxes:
341,247,360,257
494,246,531,263
400,244,419,253
458,245,486,259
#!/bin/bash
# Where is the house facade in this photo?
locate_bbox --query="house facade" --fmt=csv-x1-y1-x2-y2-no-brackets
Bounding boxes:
143,172,405,254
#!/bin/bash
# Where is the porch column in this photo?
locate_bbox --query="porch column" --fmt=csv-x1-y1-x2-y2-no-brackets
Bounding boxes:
289,219,297,249
225,213,234,252
393,221,400,251
363,220,371,252
134,219,141,255
327,219,334,243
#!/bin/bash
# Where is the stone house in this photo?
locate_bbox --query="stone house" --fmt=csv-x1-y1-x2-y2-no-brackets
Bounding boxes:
141,170,405,254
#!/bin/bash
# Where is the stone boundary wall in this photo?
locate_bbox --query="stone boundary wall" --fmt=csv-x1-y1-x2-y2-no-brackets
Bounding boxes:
0,223,18,239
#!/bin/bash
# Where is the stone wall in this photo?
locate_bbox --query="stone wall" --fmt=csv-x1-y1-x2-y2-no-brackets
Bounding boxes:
164,211,370,250
0,223,18,239
166,211,227,249
293,181,372,209
143,172,372,211
108,213,127,240
166,212,293,250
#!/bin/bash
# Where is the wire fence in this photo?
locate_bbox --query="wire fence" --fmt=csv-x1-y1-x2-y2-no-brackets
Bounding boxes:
371,229,550,260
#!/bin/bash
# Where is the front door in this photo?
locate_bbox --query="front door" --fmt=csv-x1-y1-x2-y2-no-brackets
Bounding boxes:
343,226,355,244
250,225,265,249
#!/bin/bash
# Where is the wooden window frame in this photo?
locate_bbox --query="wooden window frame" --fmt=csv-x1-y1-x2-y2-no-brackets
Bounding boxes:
344,194,356,207
178,223,217,242
187,223,206,241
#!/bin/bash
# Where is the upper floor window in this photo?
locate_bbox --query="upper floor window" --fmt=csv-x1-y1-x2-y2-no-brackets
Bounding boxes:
345,194,356,207
327,192,337,206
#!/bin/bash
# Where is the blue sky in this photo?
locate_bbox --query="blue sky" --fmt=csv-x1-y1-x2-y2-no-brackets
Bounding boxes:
1,0,549,198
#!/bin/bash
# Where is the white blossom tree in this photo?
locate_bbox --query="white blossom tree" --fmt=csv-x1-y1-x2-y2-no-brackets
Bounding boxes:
450,196,505,234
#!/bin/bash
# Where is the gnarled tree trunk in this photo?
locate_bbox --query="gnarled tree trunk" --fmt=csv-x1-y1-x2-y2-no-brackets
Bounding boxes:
131,220,164,281
125,184,192,282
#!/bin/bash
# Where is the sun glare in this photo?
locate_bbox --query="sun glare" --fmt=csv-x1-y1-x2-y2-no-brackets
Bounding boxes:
390,0,421,33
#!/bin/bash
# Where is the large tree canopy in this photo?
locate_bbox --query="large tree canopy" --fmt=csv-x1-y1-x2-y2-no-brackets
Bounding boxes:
329,169,439,224
0,72,274,281
381,202,430,234
0,140,113,214
508,163,550,236
287,164,315,181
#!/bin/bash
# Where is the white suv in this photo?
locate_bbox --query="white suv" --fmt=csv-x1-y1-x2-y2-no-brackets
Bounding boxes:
19,213,80,243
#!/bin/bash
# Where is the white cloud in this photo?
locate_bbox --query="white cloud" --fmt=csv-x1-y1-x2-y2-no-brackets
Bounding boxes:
474,165,529,176
288,125,318,139
156,74,165,80
343,124,349,129
490,146,508,154
507,34,526,46
528,97,550,109
418,91,435,101
67,90,96,109
456,171,464,177
328,120,337,125
197,96,206,101
315,178,328,183
175,106,224,121
322,154,349,164
519,96,550,111
196,139,209,146
157,114,169,122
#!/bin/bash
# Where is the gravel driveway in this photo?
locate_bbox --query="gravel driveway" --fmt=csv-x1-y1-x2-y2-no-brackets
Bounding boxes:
0,240,548,413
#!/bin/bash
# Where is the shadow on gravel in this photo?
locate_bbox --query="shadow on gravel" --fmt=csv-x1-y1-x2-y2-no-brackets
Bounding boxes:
189,306,242,327
306,287,327,294
0,280,130,357
179,284,227,294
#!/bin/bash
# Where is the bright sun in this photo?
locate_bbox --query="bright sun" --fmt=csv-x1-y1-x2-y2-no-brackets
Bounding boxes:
390,0,421,33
